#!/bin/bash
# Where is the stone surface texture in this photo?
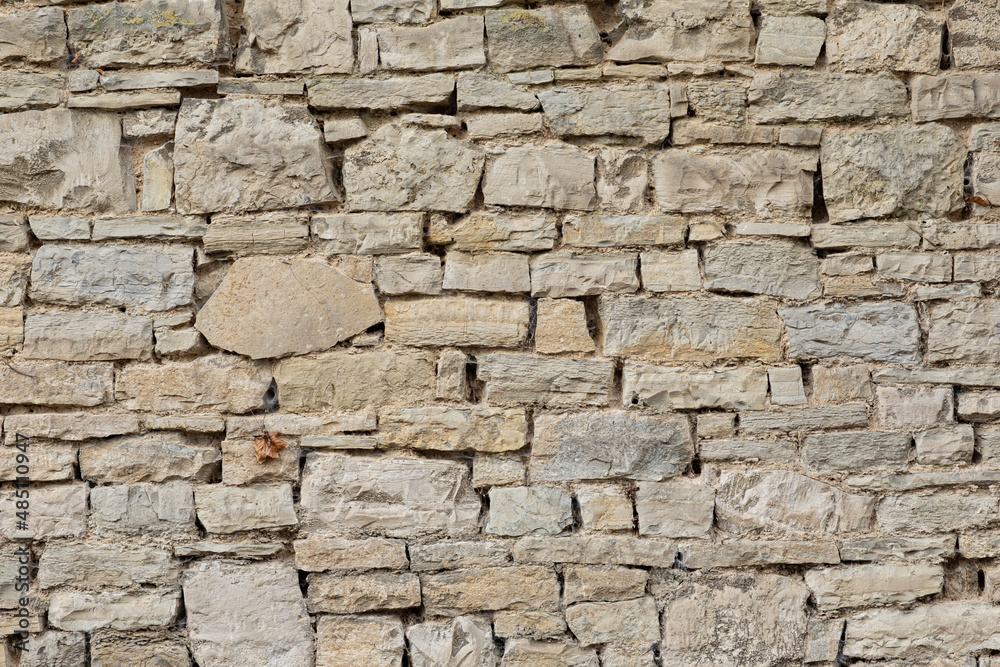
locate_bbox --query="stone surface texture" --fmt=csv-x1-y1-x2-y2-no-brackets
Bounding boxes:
1,1,994,664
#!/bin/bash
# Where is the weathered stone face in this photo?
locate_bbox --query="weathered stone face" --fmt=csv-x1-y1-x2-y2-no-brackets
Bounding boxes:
483,145,596,210
378,16,485,71
174,98,335,214
485,7,603,72
609,0,754,63
749,71,909,122
702,242,820,298
781,302,920,363
237,0,352,74
0,110,131,213
344,124,484,213
67,0,228,67
538,85,671,144
827,1,942,73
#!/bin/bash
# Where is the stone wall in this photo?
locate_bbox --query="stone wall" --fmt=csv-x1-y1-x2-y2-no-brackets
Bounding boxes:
0,0,999,664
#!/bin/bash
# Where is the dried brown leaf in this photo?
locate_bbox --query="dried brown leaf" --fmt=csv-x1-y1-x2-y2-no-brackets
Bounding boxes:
253,432,289,463
967,196,992,207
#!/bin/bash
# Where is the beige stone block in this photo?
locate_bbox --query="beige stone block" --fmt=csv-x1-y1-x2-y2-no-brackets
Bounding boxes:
535,298,595,354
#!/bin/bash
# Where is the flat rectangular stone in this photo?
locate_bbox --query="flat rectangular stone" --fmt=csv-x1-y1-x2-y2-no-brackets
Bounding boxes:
379,407,527,452
623,363,767,410
914,283,982,301
90,482,195,536
203,213,309,255
294,537,408,572
465,113,545,139
960,532,1000,558
739,403,869,434
640,249,701,292
755,15,825,66
122,108,177,140
23,311,152,361
0,361,112,407
847,471,1000,492
483,145,596,210
827,2,941,74
530,411,693,482
513,536,676,567
530,253,639,297
100,70,219,91
428,212,557,252
873,367,1000,388
562,215,686,248
681,541,840,569
38,544,176,590
653,148,816,217
844,602,1000,660
421,566,561,616
929,301,1000,363
377,16,485,71
385,297,530,348
879,493,998,533
670,119,778,146
637,481,714,538
409,541,512,572
218,79,305,96
538,84,671,144
703,241,820,298
307,75,454,110
812,223,921,248
749,71,908,122
375,254,442,295
226,412,376,437
954,254,1000,282
48,591,179,632
174,543,283,558
0,443,75,481
840,537,956,562
600,295,783,362
442,252,530,293
194,484,297,533
698,439,798,464
478,354,613,407
3,413,139,444
802,432,910,473
806,563,943,611
307,572,421,613
876,252,952,282
487,6,602,72
0,6,67,64
80,432,220,484
457,72,540,111
313,213,423,254
91,215,205,240
781,302,920,363
911,73,1000,122
31,244,193,311
28,216,90,241
0,72,65,111
67,91,182,110
116,354,270,412
300,453,480,538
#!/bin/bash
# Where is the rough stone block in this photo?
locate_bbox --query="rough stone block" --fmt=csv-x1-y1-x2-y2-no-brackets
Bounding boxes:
0,7,67,63
636,482,714,538
378,16,485,71
748,71,908,122
385,297,529,347
317,615,404,667
313,212,423,254
530,253,639,298
90,482,194,536
877,386,954,428
483,145,596,210
407,616,496,667
915,425,975,465
949,0,1000,69
485,7,602,72
478,355,613,407
827,1,941,73
879,493,997,533
755,16,825,66
307,572,420,613
781,302,919,363
294,537,408,573
117,355,270,412
429,212,557,252
703,241,820,298
640,249,701,292
844,602,1000,659
307,75,454,110
565,597,659,647
376,254,443,295
624,363,767,410
487,486,573,536
443,252,530,293
928,301,1000,363
421,566,561,616
538,85,671,144
237,0,351,74
564,567,648,604
48,591,180,632
379,407,527,453
535,298,595,354
608,0,754,63
80,433,220,484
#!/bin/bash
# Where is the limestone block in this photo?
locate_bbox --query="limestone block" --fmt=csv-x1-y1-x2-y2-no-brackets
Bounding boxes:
443,252,531,293
91,215,205,241
654,148,816,217
379,407,527,452
344,124,484,213
0,7,67,63
530,253,638,298
21,311,150,362
378,16,485,71
122,109,177,139
174,98,335,214
19,630,86,667
147,414,225,434
3,413,138,444
658,573,808,667
100,70,218,90
697,414,737,439
636,482,714,538
699,439,797,464
195,257,381,359
844,602,1000,659
473,454,525,488
0,443,71,481
90,482,195,536
949,0,1000,69
739,403,869,434
840,537,955,561
916,425,975,465
67,0,229,67
486,7,602,72
483,145,596,210
194,484,297,533
477,354,613,407
80,433,220,484
409,542,512,572
566,597,659,647
821,123,964,222
608,0,754,63
564,567,647,604
275,349,436,412
812,223,921,249
716,470,874,535
317,615,404,667
879,493,997,533
564,216,685,249
512,536,676,567
458,72,539,111
48,591,180,632
0,483,86,540
421,566,561,616
408,616,496,667
184,561,313,667
768,367,807,406
827,1,941,73
538,85,670,145
681,540,839,568
487,486,573,536
376,254,443,295
90,631,192,667
28,216,90,241
429,212,558,252
300,453,480,538
0,72,65,111
755,16,825,66
624,363,767,410
877,386,954,428
0,109,131,213
876,252,953,282
141,143,172,212
703,242,820,298
385,297,529,347
37,544,177,590
531,411,693,482
67,90,181,110
594,150,649,213
802,432,911,473
237,0,351,74
600,295,783,363
671,120,778,146
749,71,908,122
535,298,595,354
928,301,1000,363
640,250,700,292
294,537,409,572
686,78,748,123
436,349,469,401
500,639,598,667
812,364,872,402
0,361,112,407
958,391,1000,421
781,302,919,363
117,355,271,412
807,562,944,611
493,613,568,640
307,572,420,613
307,75,454,110
313,213,423,254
